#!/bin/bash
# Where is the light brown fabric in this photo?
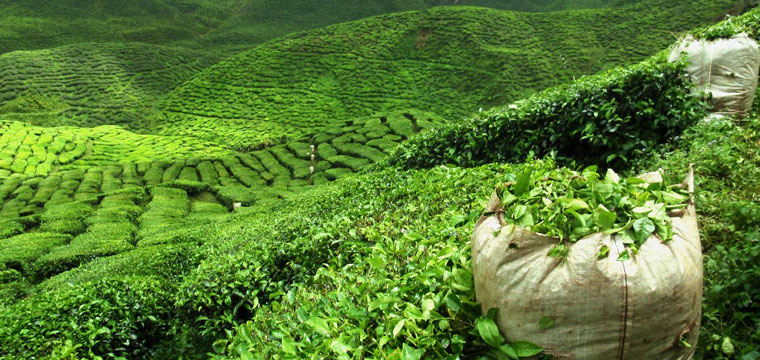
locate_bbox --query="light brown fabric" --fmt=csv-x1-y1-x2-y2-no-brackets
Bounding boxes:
669,33,760,118
472,169,701,359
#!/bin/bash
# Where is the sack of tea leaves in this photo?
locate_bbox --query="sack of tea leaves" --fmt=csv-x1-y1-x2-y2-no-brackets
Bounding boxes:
669,33,760,118
472,163,701,359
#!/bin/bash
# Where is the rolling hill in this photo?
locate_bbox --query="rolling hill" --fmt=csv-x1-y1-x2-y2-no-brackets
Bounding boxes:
0,42,221,132
161,0,738,150
0,1,759,359
0,0,608,55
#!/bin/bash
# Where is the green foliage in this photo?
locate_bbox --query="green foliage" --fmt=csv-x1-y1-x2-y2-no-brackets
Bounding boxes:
494,162,689,253
0,121,86,175
174,165,512,357
0,232,70,275
0,1,754,358
39,243,198,292
32,223,135,279
0,276,174,359
0,43,220,132
638,118,760,358
702,232,760,359
39,201,93,234
137,187,189,243
162,0,732,149
0,0,523,55
390,56,707,170
693,8,760,41
0,218,24,239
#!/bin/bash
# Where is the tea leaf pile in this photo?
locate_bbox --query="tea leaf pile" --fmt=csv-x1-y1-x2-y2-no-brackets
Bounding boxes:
494,163,691,258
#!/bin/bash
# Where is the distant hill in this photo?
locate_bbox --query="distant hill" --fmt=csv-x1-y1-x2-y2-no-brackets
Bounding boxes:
0,42,221,132
182,0,629,53
161,0,738,150
0,0,528,54
0,0,624,55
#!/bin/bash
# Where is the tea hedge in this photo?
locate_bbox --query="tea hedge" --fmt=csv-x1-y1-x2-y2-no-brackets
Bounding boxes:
0,121,87,176
0,232,71,276
388,55,707,170
0,276,175,359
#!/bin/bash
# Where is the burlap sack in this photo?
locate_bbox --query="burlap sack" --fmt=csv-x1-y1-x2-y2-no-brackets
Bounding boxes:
472,168,701,359
669,33,760,118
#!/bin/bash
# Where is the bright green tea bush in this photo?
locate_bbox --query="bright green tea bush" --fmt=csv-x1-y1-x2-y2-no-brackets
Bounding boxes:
390,56,707,170
693,7,760,41
172,164,509,356
0,121,87,175
637,117,760,359
38,243,199,292
0,276,174,359
39,201,93,234
32,223,136,280
0,232,70,276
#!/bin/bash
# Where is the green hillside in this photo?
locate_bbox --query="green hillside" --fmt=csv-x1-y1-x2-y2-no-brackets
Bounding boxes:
0,0,614,55
0,42,221,132
161,0,736,150
1,0,759,359
182,0,627,53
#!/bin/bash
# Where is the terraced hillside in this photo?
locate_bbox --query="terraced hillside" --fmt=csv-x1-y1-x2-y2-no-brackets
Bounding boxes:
183,0,627,53
0,110,440,211
162,0,738,150
0,0,236,54
0,109,444,308
0,43,221,132
0,121,233,177
2,1,760,359
0,0,568,55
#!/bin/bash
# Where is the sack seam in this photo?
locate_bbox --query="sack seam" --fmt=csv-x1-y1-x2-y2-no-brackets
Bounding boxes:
616,239,629,360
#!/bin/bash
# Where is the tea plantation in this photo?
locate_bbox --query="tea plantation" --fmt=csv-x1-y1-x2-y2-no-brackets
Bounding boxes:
0,42,222,131
1,0,759,359
162,0,737,149
0,0,625,55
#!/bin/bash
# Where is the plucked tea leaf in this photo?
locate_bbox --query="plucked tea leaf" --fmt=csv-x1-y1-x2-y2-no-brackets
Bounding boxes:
475,316,504,347
513,169,533,196
511,341,543,357
538,316,554,330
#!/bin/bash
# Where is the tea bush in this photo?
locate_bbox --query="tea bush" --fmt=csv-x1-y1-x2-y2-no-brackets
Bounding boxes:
0,232,70,276
389,56,707,170
172,163,513,356
636,117,760,359
0,276,174,359
0,1,754,358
